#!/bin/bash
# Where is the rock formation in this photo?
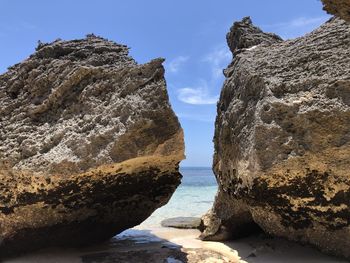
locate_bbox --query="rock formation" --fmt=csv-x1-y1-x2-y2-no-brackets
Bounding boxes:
226,16,282,55
201,17,350,259
322,0,350,22
0,35,184,257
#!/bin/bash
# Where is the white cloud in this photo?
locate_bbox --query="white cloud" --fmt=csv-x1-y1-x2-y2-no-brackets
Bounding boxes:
177,81,218,105
262,16,330,39
166,55,189,73
176,45,230,106
202,46,231,79
288,17,328,27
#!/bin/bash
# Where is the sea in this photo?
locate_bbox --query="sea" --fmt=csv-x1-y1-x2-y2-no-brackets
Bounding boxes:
138,167,218,228
116,167,218,244
122,167,218,232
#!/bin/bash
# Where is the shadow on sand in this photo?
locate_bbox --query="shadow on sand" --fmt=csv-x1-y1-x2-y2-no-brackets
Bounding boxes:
3,229,233,263
3,228,348,263
3,229,186,263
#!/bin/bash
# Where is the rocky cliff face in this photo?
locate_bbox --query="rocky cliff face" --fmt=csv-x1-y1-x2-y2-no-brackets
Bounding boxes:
0,35,184,257
322,0,350,22
201,17,350,259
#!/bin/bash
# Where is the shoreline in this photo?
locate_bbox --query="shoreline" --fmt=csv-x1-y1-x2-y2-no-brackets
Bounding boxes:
4,227,242,263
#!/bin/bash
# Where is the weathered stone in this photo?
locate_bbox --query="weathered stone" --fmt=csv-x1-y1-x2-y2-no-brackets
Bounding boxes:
322,0,350,22
161,217,201,229
0,35,184,257
202,17,350,259
226,16,282,55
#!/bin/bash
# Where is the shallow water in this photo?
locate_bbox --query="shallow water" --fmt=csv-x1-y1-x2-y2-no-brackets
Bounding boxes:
137,167,217,228
111,168,349,263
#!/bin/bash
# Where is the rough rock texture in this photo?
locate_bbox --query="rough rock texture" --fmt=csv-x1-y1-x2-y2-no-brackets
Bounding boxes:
201,17,350,259
322,0,350,22
226,17,282,55
0,35,184,257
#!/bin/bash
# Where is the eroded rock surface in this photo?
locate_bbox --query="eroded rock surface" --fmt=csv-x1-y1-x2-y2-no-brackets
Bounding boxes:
0,35,184,257
202,17,350,259
322,0,350,22
226,16,282,55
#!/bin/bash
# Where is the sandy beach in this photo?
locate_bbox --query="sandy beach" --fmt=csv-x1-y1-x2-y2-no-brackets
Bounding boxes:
5,225,348,263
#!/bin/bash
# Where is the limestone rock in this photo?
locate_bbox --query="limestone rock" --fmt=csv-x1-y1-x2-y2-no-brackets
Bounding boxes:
322,0,350,22
202,17,350,259
226,16,282,55
0,35,184,257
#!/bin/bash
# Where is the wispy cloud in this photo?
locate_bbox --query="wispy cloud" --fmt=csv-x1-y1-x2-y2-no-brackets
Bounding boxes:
202,45,231,79
178,81,219,105
177,45,230,106
166,55,189,73
288,17,328,27
262,16,330,39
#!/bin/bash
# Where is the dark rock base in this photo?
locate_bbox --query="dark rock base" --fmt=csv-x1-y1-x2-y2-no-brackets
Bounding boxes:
0,160,182,259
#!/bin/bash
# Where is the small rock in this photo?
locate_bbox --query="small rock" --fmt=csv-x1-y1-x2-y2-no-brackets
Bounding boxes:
161,217,202,229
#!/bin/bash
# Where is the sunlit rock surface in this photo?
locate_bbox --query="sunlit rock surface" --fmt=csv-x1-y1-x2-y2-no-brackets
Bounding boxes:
0,35,184,257
202,17,350,259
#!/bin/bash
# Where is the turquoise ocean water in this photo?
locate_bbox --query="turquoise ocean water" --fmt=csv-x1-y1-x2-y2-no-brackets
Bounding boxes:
138,167,218,228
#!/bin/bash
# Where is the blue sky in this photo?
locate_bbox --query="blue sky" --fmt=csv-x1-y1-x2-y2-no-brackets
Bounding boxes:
0,0,330,166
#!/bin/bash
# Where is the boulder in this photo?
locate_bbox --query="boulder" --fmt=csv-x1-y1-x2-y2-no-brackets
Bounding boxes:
322,0,350,22
201,17,350,259
161,217,201,229
0,35,184,257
